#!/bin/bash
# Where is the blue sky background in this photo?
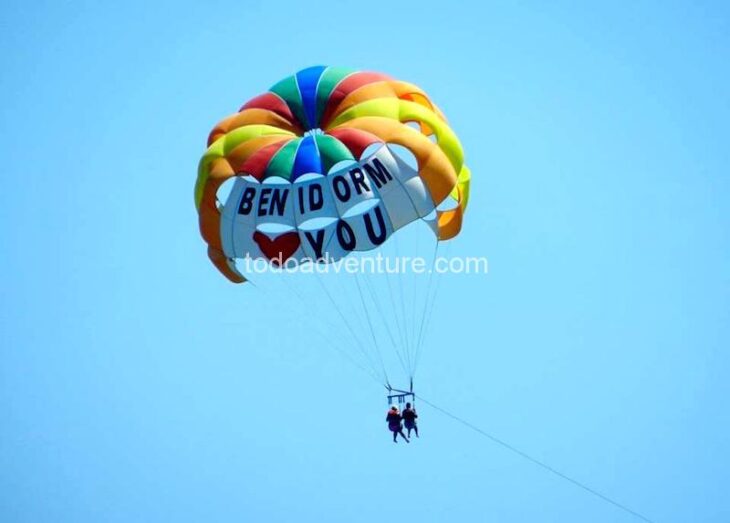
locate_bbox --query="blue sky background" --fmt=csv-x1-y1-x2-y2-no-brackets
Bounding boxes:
2,1,729,522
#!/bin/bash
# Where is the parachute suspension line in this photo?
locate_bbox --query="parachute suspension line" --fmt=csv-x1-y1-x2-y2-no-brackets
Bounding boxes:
414,240,452,371
247,276,382,384
415,241,444,372
411,239,440,377
331,267,380,367
311,322,382,385
408,223,422,374
325,270,388,385
276,271,383,384
330,267,378,362
383,252,412,378
255,272,379,383
312,267,388,385
353,271,391,389
394,232,414,374
417,395,656,523
361,269,409,379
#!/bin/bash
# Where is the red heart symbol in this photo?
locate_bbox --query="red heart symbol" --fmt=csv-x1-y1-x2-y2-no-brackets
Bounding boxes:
253,231,301,266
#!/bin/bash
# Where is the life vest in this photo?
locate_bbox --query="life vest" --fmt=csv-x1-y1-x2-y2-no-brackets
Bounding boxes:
386,410,402,431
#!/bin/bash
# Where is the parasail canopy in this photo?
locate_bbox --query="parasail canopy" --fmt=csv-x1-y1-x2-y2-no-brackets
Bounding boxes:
195,66,470,283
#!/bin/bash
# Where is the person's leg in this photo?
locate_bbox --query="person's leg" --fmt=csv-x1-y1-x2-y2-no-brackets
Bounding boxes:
414,425,419,438
400,429,409,443
392,430,397,443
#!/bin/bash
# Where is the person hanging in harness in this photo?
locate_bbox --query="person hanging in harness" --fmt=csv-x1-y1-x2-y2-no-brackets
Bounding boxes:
386,406,409,443
402,402,419,438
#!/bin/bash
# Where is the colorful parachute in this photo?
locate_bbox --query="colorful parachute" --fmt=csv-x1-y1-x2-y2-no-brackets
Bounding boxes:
194,66,470,283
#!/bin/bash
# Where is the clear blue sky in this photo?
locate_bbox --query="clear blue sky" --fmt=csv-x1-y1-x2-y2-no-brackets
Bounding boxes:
2,1,729,522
